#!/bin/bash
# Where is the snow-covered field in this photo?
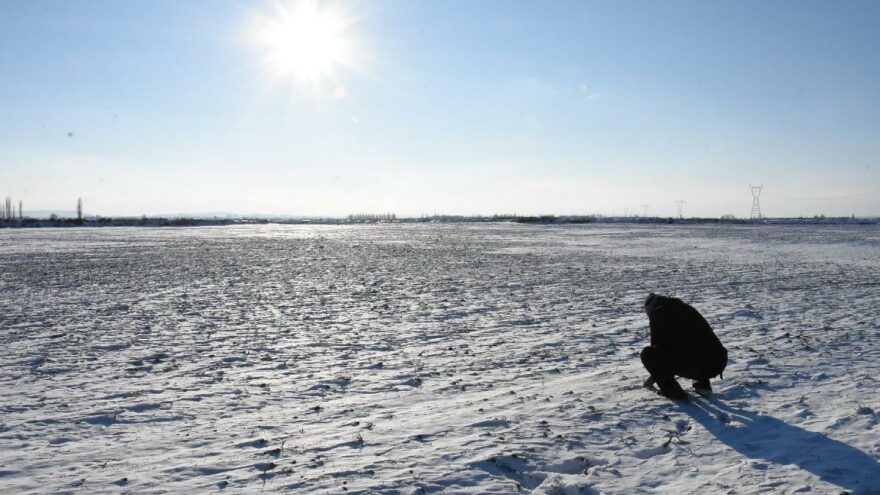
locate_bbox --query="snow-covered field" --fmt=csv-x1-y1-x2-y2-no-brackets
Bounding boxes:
1,223,878,494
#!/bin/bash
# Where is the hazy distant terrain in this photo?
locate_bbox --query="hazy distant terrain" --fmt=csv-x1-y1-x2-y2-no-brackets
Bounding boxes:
1,224,878,494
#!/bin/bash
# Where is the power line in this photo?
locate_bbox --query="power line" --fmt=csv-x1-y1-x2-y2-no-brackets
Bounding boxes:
674,200,684,219
765,189,880,201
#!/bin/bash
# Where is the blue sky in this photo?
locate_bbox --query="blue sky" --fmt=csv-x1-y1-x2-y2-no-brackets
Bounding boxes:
1,0,878,217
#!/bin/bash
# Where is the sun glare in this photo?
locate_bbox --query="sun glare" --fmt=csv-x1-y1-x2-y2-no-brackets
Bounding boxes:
251,0,358,96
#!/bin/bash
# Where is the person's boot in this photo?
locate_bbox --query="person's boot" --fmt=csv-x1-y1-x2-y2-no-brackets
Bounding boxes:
655,377,688,401
693,379,712,396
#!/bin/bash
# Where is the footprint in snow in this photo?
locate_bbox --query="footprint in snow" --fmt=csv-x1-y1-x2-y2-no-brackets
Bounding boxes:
632,444,671,459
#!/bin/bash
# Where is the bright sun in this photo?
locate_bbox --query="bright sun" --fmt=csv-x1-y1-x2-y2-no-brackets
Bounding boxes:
251,0,358,95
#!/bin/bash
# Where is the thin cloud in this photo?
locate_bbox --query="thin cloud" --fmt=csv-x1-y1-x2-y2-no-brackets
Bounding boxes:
577,82,603,101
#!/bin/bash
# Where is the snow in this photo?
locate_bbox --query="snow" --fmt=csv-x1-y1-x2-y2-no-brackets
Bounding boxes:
1,223,878,494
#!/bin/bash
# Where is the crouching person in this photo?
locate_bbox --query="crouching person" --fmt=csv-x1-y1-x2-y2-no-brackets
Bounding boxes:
641,293,727,401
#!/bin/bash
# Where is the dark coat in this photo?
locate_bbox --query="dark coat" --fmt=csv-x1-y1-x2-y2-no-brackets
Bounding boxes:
644,293,727,379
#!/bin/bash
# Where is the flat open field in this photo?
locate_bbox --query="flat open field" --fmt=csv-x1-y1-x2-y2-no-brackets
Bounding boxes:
1,224,878,494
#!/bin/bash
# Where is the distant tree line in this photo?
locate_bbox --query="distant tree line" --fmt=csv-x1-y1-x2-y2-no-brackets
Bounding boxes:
347,213,397,222
2,198,877,229
1,197,85,225
1,197,23,222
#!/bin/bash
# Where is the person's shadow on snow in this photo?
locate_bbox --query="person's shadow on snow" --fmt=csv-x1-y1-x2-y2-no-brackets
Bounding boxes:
683,397,880,494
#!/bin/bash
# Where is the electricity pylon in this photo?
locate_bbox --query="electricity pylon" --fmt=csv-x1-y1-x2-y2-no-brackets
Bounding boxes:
750,185,763,220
